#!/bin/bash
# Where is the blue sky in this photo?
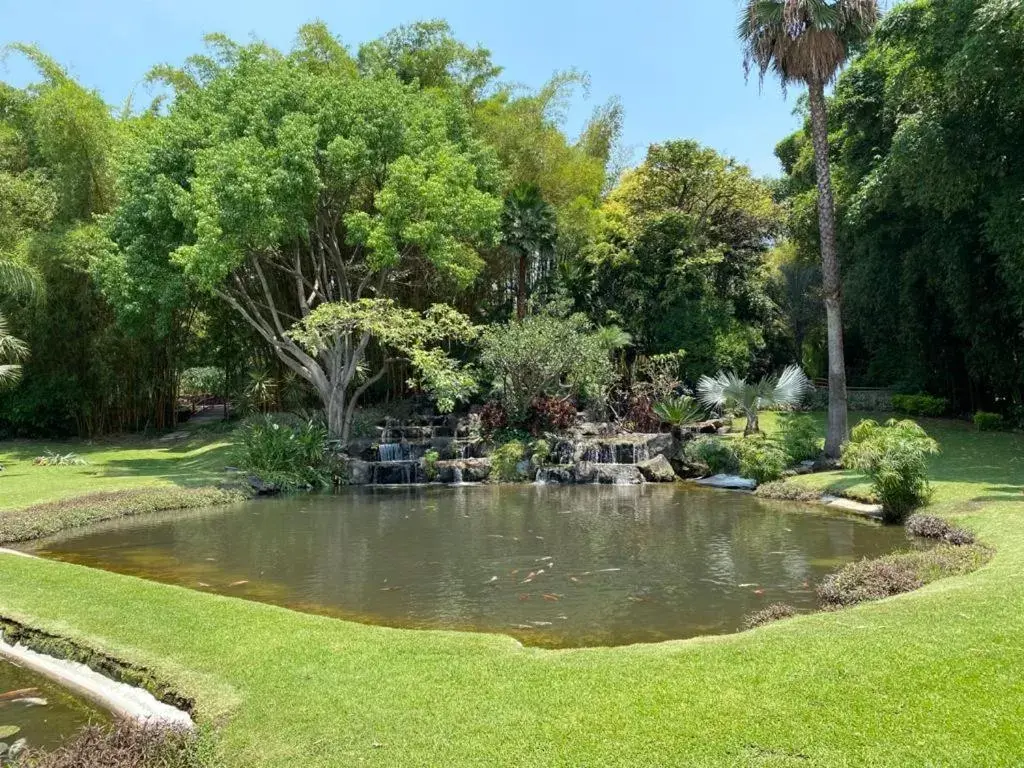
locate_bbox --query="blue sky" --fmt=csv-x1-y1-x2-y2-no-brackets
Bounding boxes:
0,0,802,177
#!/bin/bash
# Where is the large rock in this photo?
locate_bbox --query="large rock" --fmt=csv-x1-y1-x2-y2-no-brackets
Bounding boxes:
572,462,644,485
344,458,373,486
637,454,676,482
534,465,575,484
436,458,492,483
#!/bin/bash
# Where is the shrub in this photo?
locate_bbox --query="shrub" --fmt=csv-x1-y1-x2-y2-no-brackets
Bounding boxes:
491,440,526,481
841,419,940,523
479,401,508,433
905,514,975,546
233,414,330,490
891,393,948,417
733,437,789,484
178,366,225,398
818,545,989,609
973,411,1004,431
530,439,551,467
744,603,798,629
526,395,577,434
652,395,705,428
684,436,739,475
479,313,617,422
422,450,440,481
777,414,822,463
755,481,821,502
12,722,213,768
32,451,87,467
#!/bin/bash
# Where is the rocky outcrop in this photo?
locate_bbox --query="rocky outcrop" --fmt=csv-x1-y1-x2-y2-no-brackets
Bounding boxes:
637,455,676,483
572,462,644,485
343,458,374,486
436,458,492,483
694,474,757,490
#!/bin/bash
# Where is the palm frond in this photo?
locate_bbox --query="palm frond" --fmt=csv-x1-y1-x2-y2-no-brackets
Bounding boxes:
770,363,811,407
0,365,22,387
0,258,41,300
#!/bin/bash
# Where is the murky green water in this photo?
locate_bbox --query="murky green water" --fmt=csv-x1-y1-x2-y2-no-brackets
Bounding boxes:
33,485,907,647
0,659,106,752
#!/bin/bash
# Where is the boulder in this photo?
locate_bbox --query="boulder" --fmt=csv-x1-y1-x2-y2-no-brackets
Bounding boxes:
534,465,575,484
344,458,373,486
436,458,492,483
573,462,644,485
637,455,676,482
247,475,281,495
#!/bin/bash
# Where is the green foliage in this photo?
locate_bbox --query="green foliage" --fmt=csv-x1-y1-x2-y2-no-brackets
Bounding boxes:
697,364,810,434
422,449,440,481
733,436,789,484
0,313,27,389
530,439,551,467
842,419,940,523
233,414,330,490
179,366,225,398
973,411,1004,432
891,394,948,418
479,313,616,421
778,414,822,463
652,395,704,427
32,450,87,467
684,436,740,476
490,440,525,481
581,140,784,380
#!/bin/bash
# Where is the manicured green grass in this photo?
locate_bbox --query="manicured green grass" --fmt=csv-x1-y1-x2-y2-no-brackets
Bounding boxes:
1,417,1023,766
0,436,232,511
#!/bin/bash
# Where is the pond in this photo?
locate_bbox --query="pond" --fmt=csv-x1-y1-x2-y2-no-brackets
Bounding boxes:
31,485,908,648
0,658,107,753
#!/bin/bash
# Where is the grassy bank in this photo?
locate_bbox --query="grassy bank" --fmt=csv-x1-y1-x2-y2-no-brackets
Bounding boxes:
0,435,239,544
1,417,1022,766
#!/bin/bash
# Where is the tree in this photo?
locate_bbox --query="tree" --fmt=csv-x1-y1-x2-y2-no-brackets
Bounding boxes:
740,0,879,457
500,183,556,319
110,26,502,442
697,364,810,435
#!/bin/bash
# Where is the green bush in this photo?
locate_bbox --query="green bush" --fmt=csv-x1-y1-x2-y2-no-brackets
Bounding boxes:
777,414,822,463
841,419,940,523
973,411,1004,431
684,436,739,475
530,439,551,467
422,449,440,481
233,414,330,490
891,393,948,417
733,436,789,484
491,440,526,481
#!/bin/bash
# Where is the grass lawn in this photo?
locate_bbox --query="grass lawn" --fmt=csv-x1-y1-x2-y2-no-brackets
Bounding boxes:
1,416,1023,766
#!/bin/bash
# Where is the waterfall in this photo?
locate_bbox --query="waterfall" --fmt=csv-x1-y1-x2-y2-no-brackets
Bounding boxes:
452,466,464,484
634,443,650,464
534,468,549,485
378,443,405,462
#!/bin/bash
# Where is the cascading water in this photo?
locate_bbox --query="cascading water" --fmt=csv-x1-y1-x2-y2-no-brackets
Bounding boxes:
452,466,464,484
378,443,406,462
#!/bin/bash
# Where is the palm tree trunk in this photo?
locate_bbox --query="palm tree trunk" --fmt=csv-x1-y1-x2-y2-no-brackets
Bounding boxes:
516,251,527,320
807,76,849,459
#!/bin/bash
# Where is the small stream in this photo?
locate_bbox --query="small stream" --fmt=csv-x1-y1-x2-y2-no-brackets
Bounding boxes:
31,485,908,648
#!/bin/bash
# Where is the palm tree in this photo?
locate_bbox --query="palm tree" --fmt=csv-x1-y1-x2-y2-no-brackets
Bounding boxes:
500,183,557,320
739,0,878,457
0,258,38,388
698,364,810,436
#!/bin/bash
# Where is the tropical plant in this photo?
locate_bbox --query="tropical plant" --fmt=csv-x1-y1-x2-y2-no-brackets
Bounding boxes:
0,314,28,389
684,436,740,476
530,438,551,467
422,449,440,481
491,440,526,481
233,414,330,490
778,413,822,462
32,450,87,466
479,313,617,422
842,419,939,523
697,364,810,435
652,395,705,428
733,436,789,484
501,183,557,320
740,0,880,457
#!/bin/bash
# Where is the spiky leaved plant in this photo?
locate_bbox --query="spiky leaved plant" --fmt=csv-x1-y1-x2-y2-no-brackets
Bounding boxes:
739,0,879,457
697,364,810,435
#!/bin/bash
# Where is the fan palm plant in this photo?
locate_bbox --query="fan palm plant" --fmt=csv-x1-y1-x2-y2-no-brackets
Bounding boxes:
698,364,810,435
652,395,705,428
500,183,557,320
739,0,879,457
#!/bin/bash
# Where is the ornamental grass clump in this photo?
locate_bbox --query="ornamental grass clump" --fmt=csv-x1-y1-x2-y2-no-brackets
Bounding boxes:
233,414,330,490
11,722,212,768
841,419,939,523
905,514,975,546
743,603,797,630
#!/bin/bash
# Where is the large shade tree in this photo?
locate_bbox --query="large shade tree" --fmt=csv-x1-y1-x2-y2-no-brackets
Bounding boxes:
739,0,879,457
109,25,502,442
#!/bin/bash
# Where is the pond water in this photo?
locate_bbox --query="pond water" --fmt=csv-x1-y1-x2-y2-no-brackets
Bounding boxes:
0,658,107,753
32,485,907,647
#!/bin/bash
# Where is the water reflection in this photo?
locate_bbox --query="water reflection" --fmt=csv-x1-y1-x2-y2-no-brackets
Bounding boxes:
34,485,907,647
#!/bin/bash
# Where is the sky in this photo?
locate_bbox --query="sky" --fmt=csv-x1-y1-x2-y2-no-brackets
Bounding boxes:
0,0,803,178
